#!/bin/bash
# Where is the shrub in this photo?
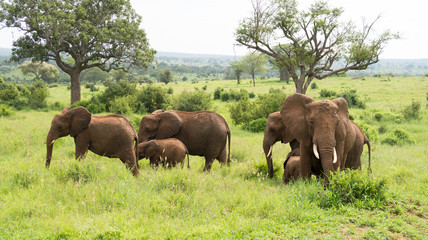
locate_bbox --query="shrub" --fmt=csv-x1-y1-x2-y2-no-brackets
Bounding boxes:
170,89,212,112
71,100,105,114
355,121,378,143
110,96,134,115
0,105,14,117
254,92,287,118
401,101,421,120
320,89,337,98
249,92,256,98
135,85,168,113
229,99,255,125
318,170,388,209
381,128,415,146
246,118,267,132
85,83,98,92
98,80,137,111
213,87,223,100
310,82,318,89
0,83,20,102
28,80,48,109
220,91,230,101
338,89,366,109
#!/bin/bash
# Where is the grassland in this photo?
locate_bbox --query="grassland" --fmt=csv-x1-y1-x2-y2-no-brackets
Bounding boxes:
0,76,427,239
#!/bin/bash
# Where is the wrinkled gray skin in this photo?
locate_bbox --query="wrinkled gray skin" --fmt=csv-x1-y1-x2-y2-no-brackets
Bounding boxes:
138,110,230,171
263,111,300,178
138,138,190,168
281,93,362,183
46,106,139,176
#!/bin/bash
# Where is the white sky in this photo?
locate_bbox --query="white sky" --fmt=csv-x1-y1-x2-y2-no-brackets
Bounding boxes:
0,0,427,59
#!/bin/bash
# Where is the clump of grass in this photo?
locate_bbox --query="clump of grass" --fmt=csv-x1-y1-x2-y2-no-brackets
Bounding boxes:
318,170,388,209
52,161,101,184
381,128,415,146
401,100,421,120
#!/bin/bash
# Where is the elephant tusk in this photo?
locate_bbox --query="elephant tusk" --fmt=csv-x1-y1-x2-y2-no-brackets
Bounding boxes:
267,146,273,158
49,140,55,146
333,147,337,164
313,144,320,159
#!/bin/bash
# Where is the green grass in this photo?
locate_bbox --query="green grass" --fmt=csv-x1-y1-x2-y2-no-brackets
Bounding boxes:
0,76,427,239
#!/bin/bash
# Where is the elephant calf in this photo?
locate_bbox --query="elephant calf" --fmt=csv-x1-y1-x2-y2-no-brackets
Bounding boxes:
138,138,190,168
283,148,301,183
45,106,139,176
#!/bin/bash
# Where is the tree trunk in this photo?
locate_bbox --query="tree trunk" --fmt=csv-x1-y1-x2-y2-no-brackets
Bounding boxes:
237,75,241,84
280,68,290,84
70,70,81,104
252,73,255,87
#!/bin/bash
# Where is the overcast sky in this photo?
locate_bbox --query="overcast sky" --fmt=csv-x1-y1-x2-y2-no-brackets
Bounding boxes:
1,0,427,59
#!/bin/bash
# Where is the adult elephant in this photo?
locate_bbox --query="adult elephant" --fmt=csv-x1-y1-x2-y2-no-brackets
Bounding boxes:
280,93,362,181
345,121,371,171
45,106,139,176
263,111,299,178
138,110,230,171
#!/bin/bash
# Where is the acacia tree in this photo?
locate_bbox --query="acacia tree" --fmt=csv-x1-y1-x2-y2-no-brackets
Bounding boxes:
158,68,173,85
0,0,155,103
242,52,267,87
18,61,59,84
235,0,399,94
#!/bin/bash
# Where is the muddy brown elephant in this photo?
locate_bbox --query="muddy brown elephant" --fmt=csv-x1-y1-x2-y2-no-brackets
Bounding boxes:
345,121,372,171
45,106,139,176
280,93,365,181
138,138,190,168
263,111,299,178
138,110,230,171
282,148,301,183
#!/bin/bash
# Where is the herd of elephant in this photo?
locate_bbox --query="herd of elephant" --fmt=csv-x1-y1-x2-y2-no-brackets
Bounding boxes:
45,93,371,183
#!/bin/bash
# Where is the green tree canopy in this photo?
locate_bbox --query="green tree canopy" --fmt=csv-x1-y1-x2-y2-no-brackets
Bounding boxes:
230,60,246,84
242,52,267,87
158,68,174,85
1,0,156,104
235,0,399,94
18,61,59,84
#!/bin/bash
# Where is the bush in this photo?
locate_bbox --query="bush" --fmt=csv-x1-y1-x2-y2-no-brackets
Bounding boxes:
98,80,137,111
71,100,106,114
28,80,48,109
381,128,415,146
318,170,388,209
338,89,366,109
354,121,378,143
320,89,337,98
0,83,20,102
110,96,133,115
170,89,212,112
85,83,98,92
401,101,421,120
310,82,318,89
229,99,255,125
0,105,14,117
135,85,168,113
213,87,223,100
220,91,230,101
246,118,267,132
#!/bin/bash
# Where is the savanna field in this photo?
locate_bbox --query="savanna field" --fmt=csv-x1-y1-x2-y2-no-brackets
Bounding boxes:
0,76,427,239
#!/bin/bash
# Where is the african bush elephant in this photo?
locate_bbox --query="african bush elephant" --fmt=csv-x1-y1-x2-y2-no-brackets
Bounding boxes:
138,138,190,168
263,111,299,178
280,93,364,181
45,106,139,176
344,121,371,171
282,148,301,183
138,110,230,171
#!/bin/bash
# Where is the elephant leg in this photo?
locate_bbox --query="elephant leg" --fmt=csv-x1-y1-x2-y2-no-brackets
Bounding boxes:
120,149,139,176
203,156,215,171
216,146,227,165
74,137,89,160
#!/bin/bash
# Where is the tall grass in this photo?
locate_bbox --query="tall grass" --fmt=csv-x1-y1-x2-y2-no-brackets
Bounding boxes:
0,76,426,239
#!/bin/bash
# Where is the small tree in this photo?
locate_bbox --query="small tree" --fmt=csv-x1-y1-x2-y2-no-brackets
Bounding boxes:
18,61,59,84
235,0,399,94
242,52,267,86
158,69,174,85
230,60,246,84
1,0,155,104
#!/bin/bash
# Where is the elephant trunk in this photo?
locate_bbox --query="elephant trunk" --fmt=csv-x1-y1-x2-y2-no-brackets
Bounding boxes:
263,138,274,178
317,145,337,180
46,140,54,168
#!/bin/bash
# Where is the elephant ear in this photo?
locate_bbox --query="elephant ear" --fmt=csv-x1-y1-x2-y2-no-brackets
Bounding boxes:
157,111,182,139
331,97,349,120
66,106,91,137
280,93,314,142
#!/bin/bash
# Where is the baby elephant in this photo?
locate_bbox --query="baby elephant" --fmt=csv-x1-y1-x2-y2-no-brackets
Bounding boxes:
138,138,190,168
283,148,301,183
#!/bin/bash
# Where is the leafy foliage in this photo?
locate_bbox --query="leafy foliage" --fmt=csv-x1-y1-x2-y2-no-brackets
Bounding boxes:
135,85,169,113
381,128,415,146
169,89,212,112
319,88,366,109
401,101,421,120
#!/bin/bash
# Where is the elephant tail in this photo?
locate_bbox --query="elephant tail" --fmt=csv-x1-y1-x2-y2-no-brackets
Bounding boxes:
134,136,139,169
227,127,231,166
365,136,371,173
185,146,190,169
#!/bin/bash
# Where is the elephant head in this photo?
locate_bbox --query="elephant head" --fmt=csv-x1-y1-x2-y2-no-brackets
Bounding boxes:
263,112,297,178
138,140,162,166
138,111,182,142
45,106,91,167
280,93,350,178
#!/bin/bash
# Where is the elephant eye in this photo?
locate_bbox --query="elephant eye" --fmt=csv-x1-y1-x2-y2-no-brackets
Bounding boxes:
310,119,314,125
